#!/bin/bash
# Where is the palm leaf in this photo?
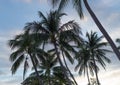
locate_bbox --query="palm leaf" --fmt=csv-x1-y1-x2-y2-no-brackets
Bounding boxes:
11,54,25,74
72,0,83,18
23,57,29,80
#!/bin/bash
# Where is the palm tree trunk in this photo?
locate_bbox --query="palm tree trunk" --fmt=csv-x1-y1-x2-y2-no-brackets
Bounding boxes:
86,67,90,85
46,71,50,85
62,51,78,85
92,56,100,85
53,42,72,85
83,0,120,60
48,63,51,85
29,53,44,85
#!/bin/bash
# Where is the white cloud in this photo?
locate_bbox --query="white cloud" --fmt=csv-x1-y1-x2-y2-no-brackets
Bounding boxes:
99,68,120,85
100,0,120,7
106,13,120,27
74,66,120,85
109,28,120,41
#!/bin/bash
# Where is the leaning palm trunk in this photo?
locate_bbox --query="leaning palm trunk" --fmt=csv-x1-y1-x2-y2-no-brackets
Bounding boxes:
53,42,72,85
83,0,120,60
62,51,78,85
29,53,43,85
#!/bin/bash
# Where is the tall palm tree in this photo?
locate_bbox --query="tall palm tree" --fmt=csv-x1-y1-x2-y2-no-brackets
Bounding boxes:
8,31,47,85
84,31,111,85
75,44,98,85
24,10,82,84
48,0,120,60
48,32,83,85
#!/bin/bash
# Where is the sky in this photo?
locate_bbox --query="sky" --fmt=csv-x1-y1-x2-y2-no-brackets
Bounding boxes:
0,0,120,85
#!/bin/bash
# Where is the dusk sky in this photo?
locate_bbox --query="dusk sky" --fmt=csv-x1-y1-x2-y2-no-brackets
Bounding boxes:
0,0,120,85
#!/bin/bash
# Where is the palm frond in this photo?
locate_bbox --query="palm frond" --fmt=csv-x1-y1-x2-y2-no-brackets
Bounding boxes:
72,0,83,18
24,21,49,34
62,48,74,64
9,50,23,62
23,57,29,80
116,38,120,44
59,20,80,33
58,0,69,12
11,54,25,74
48,0,61,8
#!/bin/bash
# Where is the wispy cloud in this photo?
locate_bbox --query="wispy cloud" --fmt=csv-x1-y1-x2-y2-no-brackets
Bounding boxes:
109,28,120,41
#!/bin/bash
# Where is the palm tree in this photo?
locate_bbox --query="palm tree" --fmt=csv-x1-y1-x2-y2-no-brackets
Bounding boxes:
75,44,97,85
22,56,74,85
48,31,83,85
75,31,111,85
48,0,120,60
8,31,47,85
24,10,82,84
83,31,111,85
22,66,73,85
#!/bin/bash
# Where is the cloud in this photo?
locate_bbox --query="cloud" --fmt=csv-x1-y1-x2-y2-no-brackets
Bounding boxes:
98,68,120,85
100,0,120,7
13,0,32,3
0,71,6,75
12,0,47,4
110,28,120,41
106,13,120,28
0,75,22,85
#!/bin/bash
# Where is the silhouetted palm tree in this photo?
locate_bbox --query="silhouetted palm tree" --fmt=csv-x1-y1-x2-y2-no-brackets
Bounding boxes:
75,31,111,85
48,0,120,60
24,10,82,84
84,31,111,85
22,56,74,85
75,44,98,85
48,31,83,85
8,31,48,85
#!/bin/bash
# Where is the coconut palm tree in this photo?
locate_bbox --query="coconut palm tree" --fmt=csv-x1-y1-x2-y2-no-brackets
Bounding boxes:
48,0,120,60
48,32,83,85
83,31,111,85
74,31,111,85
8,31,48,85
24,10,82,84
75,44,98,85
21,56,74,85
22,66,73,85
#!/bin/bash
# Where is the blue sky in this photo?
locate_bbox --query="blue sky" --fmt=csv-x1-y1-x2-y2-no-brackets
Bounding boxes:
0,0,120,85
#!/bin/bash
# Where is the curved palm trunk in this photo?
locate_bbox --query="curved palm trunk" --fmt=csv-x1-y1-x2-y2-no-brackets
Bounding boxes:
53,42,72,85
62,51,78,85
29,53,44,85
92,56,100,85
83,0,120,60
86,67,90,85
